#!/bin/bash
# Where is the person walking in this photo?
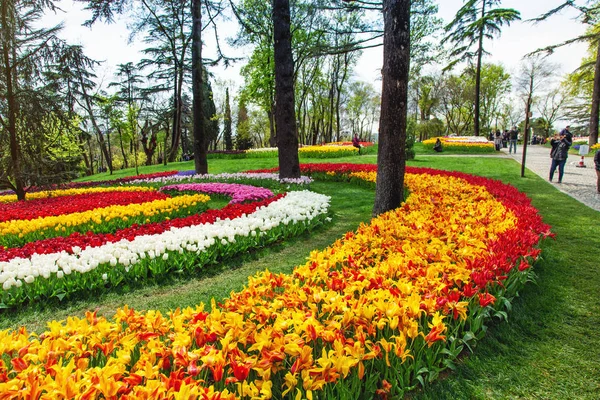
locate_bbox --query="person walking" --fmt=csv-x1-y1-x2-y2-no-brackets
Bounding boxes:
594,147,600,193
494,130,502,151
508,127,519,154
549,130,573,183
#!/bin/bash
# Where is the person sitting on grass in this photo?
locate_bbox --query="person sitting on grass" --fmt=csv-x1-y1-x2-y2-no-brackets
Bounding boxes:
433,138,443,153
352,133,362,155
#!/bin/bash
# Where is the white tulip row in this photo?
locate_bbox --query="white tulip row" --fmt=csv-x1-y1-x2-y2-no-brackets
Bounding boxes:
0,191,331,291
129,172,313,186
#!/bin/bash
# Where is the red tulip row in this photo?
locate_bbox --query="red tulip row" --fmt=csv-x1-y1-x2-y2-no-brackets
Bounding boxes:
0,190,167,223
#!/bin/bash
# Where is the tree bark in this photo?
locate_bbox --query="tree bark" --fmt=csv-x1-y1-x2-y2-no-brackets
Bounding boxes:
191,0,207,174
1,2,25,200
589,39,600,146
474,1,486,137
373,0,410,216
117,126,128,169
272,0,300,179
521,93,532,178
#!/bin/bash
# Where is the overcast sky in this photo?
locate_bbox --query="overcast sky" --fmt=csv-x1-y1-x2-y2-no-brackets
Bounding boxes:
44,0,589,92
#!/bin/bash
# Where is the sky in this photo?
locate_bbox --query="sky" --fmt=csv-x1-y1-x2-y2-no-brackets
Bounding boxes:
43,0,589,95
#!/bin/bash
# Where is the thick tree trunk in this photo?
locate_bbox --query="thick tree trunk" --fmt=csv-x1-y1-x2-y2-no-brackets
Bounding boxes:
273,0,300,179
191,0,207,174
589,39,600,146
373,0,410,217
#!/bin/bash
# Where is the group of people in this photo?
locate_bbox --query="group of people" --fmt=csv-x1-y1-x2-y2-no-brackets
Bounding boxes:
491,127,520,153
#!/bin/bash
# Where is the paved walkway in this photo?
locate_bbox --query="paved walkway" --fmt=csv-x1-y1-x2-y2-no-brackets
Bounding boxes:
499,144,600,212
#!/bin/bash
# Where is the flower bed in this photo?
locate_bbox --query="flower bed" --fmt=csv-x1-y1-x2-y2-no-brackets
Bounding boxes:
0,193,210,248
134,172,313,189
0,165,550,398
0,191,330,307
160,183,274,204
0,189,167,222
423,136,496,153
0,185,156,203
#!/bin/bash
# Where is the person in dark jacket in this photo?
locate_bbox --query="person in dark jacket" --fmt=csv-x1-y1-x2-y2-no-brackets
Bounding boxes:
549,130,573,183
433,138,443,152
594,148,600,193
508,127,519,154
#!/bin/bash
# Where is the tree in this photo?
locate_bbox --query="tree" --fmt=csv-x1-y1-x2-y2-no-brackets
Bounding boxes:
345,81,381,141
439,73,475,135
0,1,85,199
223,88,233,150
272,0,300,179
442,0,520,136
477,63,511,133
236,98,252,150
536,88,567,137
516,54,554,177
77,0,226,174
373,0,410,216
531,1,600,146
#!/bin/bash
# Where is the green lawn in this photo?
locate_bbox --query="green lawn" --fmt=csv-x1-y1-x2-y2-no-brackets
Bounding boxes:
5,154,600,399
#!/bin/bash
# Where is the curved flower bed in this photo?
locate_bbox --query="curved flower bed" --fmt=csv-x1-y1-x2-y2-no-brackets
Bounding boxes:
0,196,283,263
0,166,550,399
0,185,156,203
131,172,313,188
160,183,274,204
0,190,167,222
0,191,330,307
0,194,211,248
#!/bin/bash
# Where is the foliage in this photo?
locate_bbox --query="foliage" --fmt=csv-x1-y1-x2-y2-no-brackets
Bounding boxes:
0,1,87,197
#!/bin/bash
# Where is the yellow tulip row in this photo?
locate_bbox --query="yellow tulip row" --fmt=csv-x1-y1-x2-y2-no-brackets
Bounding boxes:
0,186,156,203
0,194,210,238
299,146,358,153
0,172,525,399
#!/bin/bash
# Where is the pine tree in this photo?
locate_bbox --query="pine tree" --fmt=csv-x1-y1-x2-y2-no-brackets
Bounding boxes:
442,0,520,136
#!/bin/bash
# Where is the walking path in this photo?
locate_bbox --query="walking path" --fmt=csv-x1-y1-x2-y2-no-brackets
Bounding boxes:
499,144,600,212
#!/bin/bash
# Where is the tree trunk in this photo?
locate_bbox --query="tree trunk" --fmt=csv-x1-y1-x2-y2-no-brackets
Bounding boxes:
589,39,600,146
521,94,532,178
78,74,113,174
373,0,410,217
273,0,300,179
1,3,25,200
118,126,129,169
191,0,207,174
267,106,276,147
474,1,486,137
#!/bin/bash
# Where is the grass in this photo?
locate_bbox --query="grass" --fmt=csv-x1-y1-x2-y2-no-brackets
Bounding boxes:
4,154,600,399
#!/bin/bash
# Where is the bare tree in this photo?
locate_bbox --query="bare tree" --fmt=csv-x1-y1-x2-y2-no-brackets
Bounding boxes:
516,54,554,177
530,1,600,145
536,88,567,136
